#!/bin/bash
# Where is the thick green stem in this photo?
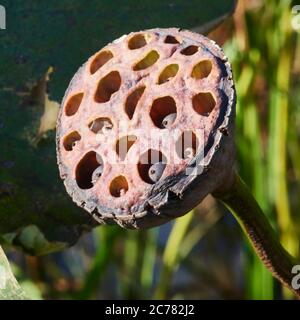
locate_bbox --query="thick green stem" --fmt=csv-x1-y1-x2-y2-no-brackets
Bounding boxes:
215,172,300,299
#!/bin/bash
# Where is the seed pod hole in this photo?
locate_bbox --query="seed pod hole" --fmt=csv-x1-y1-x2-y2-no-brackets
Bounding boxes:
164,35,179,44
128,34,147,50
63,131,81,151
180,45,198,56
150,96,177,128
65,93,84,116
133,50,159,71
158,64,179,84
192,92,216,116
90,50,113,75
125,86,146,119
176,131,199,159
116,135,137,161
76,151,103,189
138,149,167,184
191,60,212,79
94,71,121,103
88,117,113,134
110,176,129,197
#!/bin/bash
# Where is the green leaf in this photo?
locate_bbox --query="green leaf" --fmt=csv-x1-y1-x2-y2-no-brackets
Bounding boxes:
0,0,236,100
0,90,93,254
0,246,28,300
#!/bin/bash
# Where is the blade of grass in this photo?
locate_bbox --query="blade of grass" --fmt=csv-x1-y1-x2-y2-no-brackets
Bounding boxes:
267,2,298,257
230,0,275,299
154,210,194,299
140,228,158,295
75,227,119,299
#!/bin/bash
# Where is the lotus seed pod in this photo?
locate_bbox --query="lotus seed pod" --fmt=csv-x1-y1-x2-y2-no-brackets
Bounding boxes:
56,28,236,229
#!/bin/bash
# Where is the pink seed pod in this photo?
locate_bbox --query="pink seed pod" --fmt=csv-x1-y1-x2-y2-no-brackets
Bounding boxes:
56,28,236,229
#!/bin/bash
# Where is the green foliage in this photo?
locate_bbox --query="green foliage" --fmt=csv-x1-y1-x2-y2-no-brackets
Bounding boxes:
0,0,236,100
0,91,92,253
224,0,300,299
0,246,27,300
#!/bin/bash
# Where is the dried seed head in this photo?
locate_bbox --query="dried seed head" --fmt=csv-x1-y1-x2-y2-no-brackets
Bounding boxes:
148,162,166,183
56,28,236,229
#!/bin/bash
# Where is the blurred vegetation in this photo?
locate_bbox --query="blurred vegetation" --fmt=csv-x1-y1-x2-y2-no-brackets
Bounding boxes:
1,0,300,300
226,0,300,299
0,247,27,299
